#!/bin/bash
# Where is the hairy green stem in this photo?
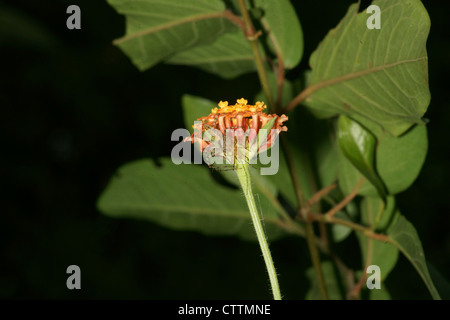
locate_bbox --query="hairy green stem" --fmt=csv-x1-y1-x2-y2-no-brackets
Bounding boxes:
235,163,281,300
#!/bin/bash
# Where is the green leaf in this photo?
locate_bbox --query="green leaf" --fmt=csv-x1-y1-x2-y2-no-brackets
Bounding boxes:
337,115,386,199
306,261,344,300
338,116,428,196
387,214,441,299
357,197,399,280
255,0,303,69
182,95,215,134
109,0,237,71
166,30,257,79
304,0,430,136
97,158,287,241
144,0,306,78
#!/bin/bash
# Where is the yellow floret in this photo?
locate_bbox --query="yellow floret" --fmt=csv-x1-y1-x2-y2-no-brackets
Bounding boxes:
218,101,228,108
255,101,266,109
236,98,248,105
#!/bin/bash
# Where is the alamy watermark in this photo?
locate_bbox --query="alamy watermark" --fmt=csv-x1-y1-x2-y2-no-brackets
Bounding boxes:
66,5,81,30
66,265,81,289
366,5,381,30
366,265,381,289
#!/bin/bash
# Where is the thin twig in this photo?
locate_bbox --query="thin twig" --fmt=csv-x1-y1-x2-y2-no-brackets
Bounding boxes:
348,237,372,300
324,178,365,218
308,213,390,242
308,183,338,206
223,9,245,29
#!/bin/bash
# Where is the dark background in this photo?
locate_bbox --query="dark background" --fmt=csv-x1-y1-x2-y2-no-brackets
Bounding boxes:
1,0,449,299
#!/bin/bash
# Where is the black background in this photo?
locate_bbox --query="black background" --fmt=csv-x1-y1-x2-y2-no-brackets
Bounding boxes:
1,0,449,299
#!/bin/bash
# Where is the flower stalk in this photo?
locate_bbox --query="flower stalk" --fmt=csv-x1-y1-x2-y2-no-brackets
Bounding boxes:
235,162,281,300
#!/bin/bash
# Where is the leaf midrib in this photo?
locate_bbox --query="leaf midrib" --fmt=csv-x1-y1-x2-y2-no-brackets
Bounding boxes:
286,56,426,111
172,55,254,64
113,11,227,45
107,203,280,222
312,57,426,97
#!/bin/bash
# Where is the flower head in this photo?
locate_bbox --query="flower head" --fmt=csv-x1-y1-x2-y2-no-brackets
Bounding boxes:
185,98,288,168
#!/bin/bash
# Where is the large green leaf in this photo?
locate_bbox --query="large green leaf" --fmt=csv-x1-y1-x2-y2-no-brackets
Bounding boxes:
338,116,428,197
168,0,305,78
255,0,303,69
338,115,386,199
387,214,441,299
166,30,256,79
304,0,430,136
357,197,399,281
97,158,287,241
109,0,237,71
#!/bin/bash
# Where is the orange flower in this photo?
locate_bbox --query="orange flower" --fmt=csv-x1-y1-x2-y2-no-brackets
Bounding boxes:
185,98,288,167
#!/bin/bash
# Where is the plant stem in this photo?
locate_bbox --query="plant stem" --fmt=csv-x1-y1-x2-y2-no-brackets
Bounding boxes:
237,0,274,109
308,183,338,206
235,163,281,300
324,177,365,218
309,213,390,242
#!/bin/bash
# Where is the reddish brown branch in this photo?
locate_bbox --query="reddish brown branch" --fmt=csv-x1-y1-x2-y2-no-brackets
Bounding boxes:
324,178,365,218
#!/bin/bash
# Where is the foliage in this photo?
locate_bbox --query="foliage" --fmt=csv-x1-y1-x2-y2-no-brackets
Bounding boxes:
97,0,447,299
